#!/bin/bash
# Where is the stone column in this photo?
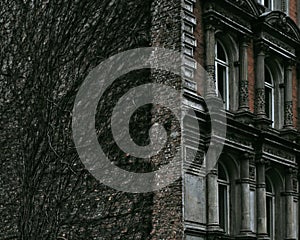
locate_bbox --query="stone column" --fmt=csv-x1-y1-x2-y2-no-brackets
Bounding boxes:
255,43,267,118
284,62,294,128
207,167,219,231
285,168,296,240
205,24,216,97
256,158,269,239
240,154,252,235
238,37,249,112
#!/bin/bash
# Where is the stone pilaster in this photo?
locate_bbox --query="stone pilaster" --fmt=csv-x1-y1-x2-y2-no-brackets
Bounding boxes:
207,167,221,232
256,158,269,239
238,37,250,112
205,23,216,97
254,43,267,118
254,42,271,129
239,154,252,235
283,61,294,128
285,168,296,240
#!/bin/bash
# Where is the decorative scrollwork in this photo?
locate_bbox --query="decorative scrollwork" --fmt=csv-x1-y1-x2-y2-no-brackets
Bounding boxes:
255,88,265,115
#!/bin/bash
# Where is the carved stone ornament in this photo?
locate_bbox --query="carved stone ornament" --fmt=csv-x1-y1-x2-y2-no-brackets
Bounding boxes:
263,145,295,161
263,33,294,54
206,65,217,96
284,101,293,126
255,88,265,115
226,132,252,147
293,178,298,192
255,158,270,166
262,11,300,42
254,41,269,55
239,80,249,108
249,166,256,180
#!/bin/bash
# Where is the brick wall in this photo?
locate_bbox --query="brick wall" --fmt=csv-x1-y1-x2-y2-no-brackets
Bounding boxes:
292,67,298,128
289,0,298,23
248,41,255,113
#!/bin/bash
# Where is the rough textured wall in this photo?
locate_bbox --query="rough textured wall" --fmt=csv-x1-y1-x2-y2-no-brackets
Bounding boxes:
150,0,183,239
1,0,154,239
1,0,188,238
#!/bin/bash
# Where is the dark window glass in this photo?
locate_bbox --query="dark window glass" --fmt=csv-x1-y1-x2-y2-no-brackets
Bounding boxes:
266,177,272,193
264,67,273,120
265,87,271,119
266,195,272,236
219,184,227,231
217,64,226,99
266,178,273,237
264,0,271,8
218,164,227,181
217,42,227,62
265,67,272,84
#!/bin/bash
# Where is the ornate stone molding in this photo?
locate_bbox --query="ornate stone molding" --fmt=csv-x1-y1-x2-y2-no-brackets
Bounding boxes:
226,132,252,147
260,11,300,42
205,65,216,97
263,32,295,54
255,88,265,116
256,183,266,188
254,41,269,55
239,80,249,110
263,145,295,161
255,158,270,166
284,101,293,127
208,168,218,176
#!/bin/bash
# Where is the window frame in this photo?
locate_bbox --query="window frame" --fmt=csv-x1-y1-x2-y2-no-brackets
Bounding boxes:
266,176,275,239
215,40,230,110
218,162,230,234
264,66,275,126
258,0,274,10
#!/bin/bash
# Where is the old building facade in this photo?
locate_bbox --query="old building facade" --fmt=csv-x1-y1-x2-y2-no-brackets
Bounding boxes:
182,0,300,239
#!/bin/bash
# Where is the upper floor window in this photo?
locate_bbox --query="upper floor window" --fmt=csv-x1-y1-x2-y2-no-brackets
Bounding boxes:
264,66,274,124
215,41,229,110
258,0,289,14
266,177,275,239
259,0,273,9
263,58,284,129
218,163,230,233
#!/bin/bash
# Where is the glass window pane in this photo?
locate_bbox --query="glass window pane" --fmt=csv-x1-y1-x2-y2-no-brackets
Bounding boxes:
250,191,255,231
266,196,273,237
265,87,270,119
217,42,227,62
265,67,272,84
218,164,227,181
217,64,226,100
219,184,227,231
266,178,272,193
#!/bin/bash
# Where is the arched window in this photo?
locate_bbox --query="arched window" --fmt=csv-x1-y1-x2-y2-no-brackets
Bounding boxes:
215,41,229,110
266,177,275,239
218,163,230,233
265,66,274,125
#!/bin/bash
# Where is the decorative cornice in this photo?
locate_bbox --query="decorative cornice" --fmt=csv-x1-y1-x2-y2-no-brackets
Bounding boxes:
263,145,295,162
228,0,261,16
259,11,300,43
